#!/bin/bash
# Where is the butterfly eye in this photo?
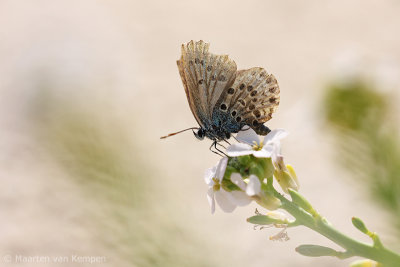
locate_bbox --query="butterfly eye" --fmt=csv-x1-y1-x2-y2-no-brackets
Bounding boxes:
227,88,235,94
194,128,205,140
236,116,242,122
239,84,245,90
220,103,227,110
231,110,237,117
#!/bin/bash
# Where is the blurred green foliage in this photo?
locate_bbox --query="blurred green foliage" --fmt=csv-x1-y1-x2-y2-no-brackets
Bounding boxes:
322,80,400,237
324,81,386,131
32,87,215,267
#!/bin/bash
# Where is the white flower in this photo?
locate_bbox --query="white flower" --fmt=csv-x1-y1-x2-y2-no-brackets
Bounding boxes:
227,128,288,159
230,173,261,197
204,157,238,214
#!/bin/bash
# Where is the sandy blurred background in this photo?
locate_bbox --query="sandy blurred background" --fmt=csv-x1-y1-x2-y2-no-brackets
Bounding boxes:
1,0,400,266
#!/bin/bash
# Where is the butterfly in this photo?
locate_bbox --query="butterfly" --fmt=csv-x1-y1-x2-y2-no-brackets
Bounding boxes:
161,40,280,155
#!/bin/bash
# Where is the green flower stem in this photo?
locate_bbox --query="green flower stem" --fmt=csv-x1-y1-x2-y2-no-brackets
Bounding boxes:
271,188,400,266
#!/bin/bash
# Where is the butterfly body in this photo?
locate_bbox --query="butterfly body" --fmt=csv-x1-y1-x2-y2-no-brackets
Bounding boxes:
194,110,236,141
176,40,280,145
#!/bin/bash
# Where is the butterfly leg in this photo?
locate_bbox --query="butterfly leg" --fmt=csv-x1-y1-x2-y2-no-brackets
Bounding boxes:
214,141,228,157
223,139,231,146
209,142,223,157
216,142,227,149
209,141,227,157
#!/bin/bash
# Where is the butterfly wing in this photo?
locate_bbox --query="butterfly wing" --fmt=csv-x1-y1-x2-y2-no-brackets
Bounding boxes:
216,67,280,134
177,40,237,128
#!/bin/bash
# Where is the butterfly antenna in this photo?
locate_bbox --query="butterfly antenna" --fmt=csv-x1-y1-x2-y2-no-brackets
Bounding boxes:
160,127,199,139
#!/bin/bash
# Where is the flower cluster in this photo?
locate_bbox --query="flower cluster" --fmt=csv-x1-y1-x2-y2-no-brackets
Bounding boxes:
201,128,400,266
205,128,299,214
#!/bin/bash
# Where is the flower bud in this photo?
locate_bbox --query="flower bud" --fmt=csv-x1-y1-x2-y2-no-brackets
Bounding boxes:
273,156,299,193
352,217,369,234
258,157,275,179
286,165,299,189
256,191,281,210
349,259,381,267
295,244,338,257
249,163,265,180
237,155,251,166
247,211,289,225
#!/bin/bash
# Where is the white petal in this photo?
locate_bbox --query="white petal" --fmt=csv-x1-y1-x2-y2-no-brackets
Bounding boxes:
230,191,252,206
215,190,236,213
204,166,217,185
252,147,273,158
246,175,261,196
268,144,282,163
226,143,253,157
236,128,260,145
230,173,247,191
263,129,289,144
215,157,228,181
272,142,281,155
207,187,216,214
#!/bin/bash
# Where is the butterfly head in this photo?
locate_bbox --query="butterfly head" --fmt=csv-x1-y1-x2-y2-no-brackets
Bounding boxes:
194,126,231,142
193,128,205,140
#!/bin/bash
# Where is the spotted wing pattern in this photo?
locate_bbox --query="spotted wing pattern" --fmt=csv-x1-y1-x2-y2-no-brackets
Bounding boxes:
177,40,237,128
216,67,280,131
